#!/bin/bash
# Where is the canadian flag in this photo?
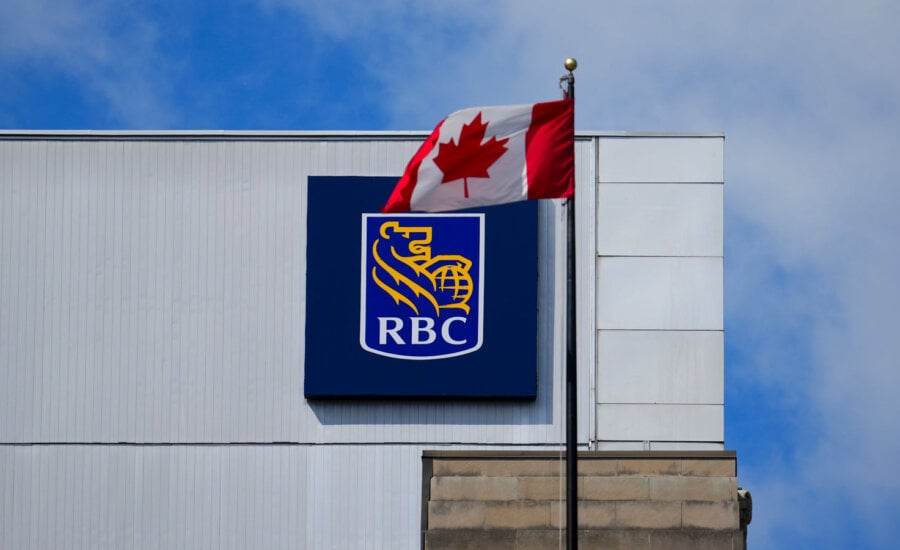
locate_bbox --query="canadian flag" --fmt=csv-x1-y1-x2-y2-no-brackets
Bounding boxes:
383,98,574,212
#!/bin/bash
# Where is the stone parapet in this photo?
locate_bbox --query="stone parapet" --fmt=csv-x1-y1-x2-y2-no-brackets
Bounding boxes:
422,451,749,549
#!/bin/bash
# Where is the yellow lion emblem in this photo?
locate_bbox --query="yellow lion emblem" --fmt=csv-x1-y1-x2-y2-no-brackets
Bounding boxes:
371,221,474,316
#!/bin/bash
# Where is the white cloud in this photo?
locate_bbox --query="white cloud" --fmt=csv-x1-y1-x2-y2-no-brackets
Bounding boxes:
0,0,178,127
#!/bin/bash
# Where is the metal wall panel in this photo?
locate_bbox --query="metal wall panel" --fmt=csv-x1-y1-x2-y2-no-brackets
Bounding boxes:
592,135,724,448
574,137,598,444
0,137,598,445
593,441,726,452
596,183,723,256
596,330,723,404
595,404,724,442
595,257,723,330
597,136,724,183
646,441,726,451
0,444,431,550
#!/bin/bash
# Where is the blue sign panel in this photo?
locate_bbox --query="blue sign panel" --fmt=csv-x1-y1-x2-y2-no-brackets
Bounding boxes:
305,176,537,399
361,214,484,360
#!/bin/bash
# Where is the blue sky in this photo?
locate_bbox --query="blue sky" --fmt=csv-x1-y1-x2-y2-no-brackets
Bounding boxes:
3,0,900,547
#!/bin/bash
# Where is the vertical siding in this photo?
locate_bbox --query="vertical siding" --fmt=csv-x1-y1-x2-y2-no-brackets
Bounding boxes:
575,138,597,445
0,137,583,445
0,444,437,549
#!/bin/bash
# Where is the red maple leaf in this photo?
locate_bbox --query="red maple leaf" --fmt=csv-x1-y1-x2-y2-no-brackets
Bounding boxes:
433,112,509,198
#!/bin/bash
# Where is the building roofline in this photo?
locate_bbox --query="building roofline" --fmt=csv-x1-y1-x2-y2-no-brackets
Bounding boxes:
0,129,724,141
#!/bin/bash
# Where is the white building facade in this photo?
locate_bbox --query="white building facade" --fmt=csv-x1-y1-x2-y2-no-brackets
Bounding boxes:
0,131,724,548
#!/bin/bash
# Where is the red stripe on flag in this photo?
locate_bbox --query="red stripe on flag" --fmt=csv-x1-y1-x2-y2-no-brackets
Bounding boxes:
382,120,445,213
525,98,574,200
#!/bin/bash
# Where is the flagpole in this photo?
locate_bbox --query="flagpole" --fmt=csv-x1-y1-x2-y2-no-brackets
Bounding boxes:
561,57,578,550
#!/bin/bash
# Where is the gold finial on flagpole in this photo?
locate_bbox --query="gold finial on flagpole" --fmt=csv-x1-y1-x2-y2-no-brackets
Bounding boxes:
560,58,576,97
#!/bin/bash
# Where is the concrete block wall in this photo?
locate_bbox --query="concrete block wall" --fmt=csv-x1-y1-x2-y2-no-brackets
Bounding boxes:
422,451,746,549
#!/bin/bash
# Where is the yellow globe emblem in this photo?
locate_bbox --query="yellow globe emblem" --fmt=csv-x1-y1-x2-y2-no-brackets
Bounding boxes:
432,263,473,305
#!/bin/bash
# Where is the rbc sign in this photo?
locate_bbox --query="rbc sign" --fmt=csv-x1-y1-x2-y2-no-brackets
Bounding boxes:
304,176,537,399
360,214,483,360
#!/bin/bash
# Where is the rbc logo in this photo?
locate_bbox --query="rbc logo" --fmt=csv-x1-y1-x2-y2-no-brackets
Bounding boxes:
360,214,484,360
